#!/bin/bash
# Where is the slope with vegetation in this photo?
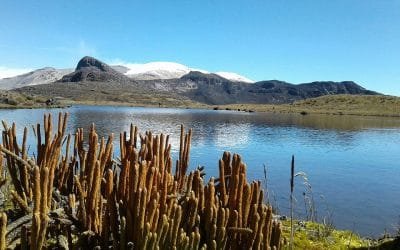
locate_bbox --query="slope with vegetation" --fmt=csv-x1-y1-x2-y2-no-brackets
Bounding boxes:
0,90,62,109
217,94,400,117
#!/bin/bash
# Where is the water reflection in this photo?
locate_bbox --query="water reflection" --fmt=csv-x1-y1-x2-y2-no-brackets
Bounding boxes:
213,123,250,148
1,105,400,237
289,114,400,130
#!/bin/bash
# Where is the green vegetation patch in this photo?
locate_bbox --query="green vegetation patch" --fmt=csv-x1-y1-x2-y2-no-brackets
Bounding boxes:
217,95,400,117
291,95,400,117
280,219,400,249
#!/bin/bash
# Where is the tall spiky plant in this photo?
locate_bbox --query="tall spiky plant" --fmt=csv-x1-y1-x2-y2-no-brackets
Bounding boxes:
290,155,295,250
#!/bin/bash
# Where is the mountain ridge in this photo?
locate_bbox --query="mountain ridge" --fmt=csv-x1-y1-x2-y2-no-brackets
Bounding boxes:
0,58,254,89
0,67,73,90
7,56,379,105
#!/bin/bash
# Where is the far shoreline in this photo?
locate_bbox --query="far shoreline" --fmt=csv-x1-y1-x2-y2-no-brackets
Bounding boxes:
2,101,400,119
1,94,400,118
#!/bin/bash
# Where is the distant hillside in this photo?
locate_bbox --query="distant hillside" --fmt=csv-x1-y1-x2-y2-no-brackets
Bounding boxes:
0,67,73,90
218,95,400,117
290,94,400,116
139,71,377,105
0,64,130,90
14,56,379,106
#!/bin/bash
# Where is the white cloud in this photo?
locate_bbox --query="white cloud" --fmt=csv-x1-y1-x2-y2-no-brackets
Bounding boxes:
77,40,97,58
107,58,128,65
34,40,97,63
0,66,32,79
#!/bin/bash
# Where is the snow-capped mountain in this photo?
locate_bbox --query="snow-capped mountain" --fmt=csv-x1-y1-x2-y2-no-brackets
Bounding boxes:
0,60,254,90
116,61,254,83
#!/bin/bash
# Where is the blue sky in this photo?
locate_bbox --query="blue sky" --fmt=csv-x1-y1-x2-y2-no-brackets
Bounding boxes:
0,0,399,95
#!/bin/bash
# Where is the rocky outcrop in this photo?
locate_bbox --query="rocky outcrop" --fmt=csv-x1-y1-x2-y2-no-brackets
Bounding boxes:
175,74,378,104
60,56,131,83
180,71,230,84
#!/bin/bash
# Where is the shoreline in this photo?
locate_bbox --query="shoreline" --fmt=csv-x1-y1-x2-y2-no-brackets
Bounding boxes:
278,218,400,249
2,101,400,118
214,104,400,118
1,94,400,118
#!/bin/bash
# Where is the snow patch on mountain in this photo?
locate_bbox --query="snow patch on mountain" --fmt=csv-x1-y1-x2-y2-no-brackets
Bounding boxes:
114,61,253,82
116,62,204,80
0,59,255,90
215,72,254,83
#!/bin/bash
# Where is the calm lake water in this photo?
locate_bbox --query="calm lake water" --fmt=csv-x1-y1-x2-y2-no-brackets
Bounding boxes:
1,105,400,237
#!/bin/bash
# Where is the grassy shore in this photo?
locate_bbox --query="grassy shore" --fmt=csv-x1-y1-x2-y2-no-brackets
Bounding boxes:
216,95,400,117
2,91,400,118
0,91,70,109
60,94,400,118
1,88,210,109
280,219,400,249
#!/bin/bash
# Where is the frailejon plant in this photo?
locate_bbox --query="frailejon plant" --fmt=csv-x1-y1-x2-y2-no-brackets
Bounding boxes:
0,113,284,249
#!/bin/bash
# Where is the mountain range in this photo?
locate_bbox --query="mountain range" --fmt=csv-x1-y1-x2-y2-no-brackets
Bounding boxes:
0,59,253,90
2,56,378,106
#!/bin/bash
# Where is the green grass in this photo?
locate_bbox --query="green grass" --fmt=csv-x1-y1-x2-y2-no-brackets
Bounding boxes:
217,95,400,117
280,220,399,249
291,95,400,116
4,90,400,118
0,91,55,109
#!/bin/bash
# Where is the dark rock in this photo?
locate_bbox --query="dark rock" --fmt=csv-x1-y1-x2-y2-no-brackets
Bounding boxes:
75,56,111,71
61,56,131,83
46,98,55,106
180,71,228,84
175,75,378,105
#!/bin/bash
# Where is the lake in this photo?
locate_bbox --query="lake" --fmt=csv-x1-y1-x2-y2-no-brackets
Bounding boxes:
1,105,399,237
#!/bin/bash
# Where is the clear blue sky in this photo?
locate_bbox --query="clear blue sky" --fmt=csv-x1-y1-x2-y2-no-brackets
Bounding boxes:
1,1,399,95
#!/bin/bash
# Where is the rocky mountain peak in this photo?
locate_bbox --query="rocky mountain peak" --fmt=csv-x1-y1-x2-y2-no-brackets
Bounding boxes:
76,56,112,72
181,71,230,83
61,56,129,83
